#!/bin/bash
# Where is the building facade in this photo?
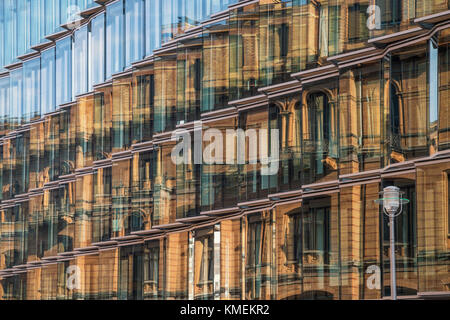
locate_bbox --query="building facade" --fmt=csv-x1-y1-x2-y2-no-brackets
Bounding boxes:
0,0,449,300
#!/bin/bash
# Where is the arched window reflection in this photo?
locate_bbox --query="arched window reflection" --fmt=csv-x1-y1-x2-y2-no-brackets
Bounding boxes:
303,91,338,184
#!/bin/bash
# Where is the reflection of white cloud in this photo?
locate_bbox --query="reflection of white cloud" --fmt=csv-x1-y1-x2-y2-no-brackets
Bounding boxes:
66,5,82,29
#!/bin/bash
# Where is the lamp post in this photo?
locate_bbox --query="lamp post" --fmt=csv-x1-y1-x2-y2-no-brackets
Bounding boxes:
375,186,409,300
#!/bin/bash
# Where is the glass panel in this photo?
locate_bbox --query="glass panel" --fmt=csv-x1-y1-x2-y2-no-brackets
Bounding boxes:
145,0,162,56
59,104,77,177
73,25,88,97
58,182,75,253
111,159,131,238
10,68,23,130
275,202,302,300
201,117,239,212
4,0,17,66
439,29,450,151
152,143,176,226
131,152,152,232
220,219,242,299
416,163,450,294
165,231,188,299
340,183,382,300
269,93,302,193
245,211,273,300
16,0,27,57
177,36,202,124
302,78,339,185
98,248,119,299
40,264,58,300
0,76,9,135
381,174,418,297
154,56,177,133
387,43,429,163
42,115,60,183
194,228,214,300
143,240,163,300
132,67,154,144
301,195,339,300
259,0,294,87
94,86,113,161
106,0,124,79
41,47,56,115
93,167,112,243
75,96,95,169
125,0,144,66
55,37,73,106
75,174,94,249
339,62,383,175
112,77,132,153
202,20,229,113
90,13,105,87
176,131,201,219
229,3,260,101
239,107,270,202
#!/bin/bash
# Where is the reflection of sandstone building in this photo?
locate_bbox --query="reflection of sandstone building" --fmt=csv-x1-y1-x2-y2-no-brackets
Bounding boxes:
0,0,449,300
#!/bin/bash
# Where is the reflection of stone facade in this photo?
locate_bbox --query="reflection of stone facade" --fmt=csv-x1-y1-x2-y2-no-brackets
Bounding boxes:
1,1,450,300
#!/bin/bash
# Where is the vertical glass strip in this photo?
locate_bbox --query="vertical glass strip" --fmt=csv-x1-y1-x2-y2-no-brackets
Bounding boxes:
125,0,144,66
91,13,105,86
41,47,56,115
23,57,41,122
56,36,72,106
73,25,88,97
106,0,124,79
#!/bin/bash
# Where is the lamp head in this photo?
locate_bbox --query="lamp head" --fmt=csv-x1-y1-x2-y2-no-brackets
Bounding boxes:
383,186,400,214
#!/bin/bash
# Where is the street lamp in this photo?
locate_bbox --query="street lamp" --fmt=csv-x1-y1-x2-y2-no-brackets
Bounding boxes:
375,186,409,300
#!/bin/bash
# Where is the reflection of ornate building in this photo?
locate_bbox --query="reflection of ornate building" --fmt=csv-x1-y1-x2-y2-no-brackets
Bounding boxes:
0,0,449,300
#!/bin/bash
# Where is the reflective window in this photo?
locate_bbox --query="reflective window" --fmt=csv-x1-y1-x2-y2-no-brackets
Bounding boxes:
388,43,429,163
111,160,131,238
112,76,132,153
154,56,177,133
132,151,152,231
55,36,73,106
439,29,450,151
339,63,383,174
145,0,162,56
23,57,41,122
269,94,302,193
0,76,9,134
302,80,339,185
229,3,260,101
202,20,229,112
73,25,88,97
106,0,124,79
239,108,270,202
90,13,105,87
125,0,144,66
152,143,176,226
177,37,202,124
93,167,112,243
381,177,418,297
41,47,56,115
194,228,214,300
245,212,273,300
3,0,17,66
10,68,23,129
201,118,239,212
132,67,154,144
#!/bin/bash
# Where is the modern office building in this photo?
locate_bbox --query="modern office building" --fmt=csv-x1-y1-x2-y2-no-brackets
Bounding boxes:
0,0,449,300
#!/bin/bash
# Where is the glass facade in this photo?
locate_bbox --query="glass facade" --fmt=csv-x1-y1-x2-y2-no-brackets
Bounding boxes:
0,0,450,300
